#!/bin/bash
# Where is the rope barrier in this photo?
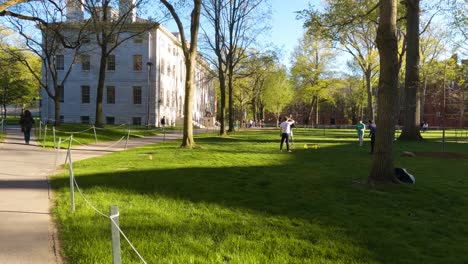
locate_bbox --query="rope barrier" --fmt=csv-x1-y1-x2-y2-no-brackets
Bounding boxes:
71,137,88,147
100,136,127,150
54,127,94,134
71,167,148,263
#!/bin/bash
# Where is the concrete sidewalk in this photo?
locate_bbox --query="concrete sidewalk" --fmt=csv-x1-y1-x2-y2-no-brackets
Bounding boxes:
0,126,183,263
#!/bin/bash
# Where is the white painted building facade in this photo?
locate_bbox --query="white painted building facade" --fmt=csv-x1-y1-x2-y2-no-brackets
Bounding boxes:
41,1,216,127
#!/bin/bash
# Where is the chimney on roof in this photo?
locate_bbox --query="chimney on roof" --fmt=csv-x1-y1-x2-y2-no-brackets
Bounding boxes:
119,0,137,23
66,0,84,21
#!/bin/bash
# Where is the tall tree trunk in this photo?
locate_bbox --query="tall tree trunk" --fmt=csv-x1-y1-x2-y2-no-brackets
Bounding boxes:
94,43,108,128
218,69,227,136
2,86,6,118
227,65,234,132
420,74,427,121
308,97,316,127
368,0,400,184
182,53,195,147
251,98,257,124
54,97,61,126
315,97,319,125
365,69,374,120
400,0,422,140
459,88,465,128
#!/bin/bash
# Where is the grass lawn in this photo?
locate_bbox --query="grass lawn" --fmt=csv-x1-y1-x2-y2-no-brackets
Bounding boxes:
50,129,468,263
37,123,161,148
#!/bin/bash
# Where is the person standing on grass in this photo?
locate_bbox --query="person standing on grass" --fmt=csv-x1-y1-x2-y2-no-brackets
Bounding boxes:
280,116,295,152
422,121,428,132
368,120,376,154
355,120,365,146
288,114,295,144
19,110,35,145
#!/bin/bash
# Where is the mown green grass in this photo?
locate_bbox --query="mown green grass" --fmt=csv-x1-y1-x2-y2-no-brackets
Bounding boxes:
38,123,161,148
50,129,468,264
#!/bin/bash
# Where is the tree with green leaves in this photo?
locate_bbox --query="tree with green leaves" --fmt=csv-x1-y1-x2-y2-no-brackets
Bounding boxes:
262,65,293,126
232,50,277,127
290,33,335,126
419,26,446,122
0,47,40,117
301,0,380,121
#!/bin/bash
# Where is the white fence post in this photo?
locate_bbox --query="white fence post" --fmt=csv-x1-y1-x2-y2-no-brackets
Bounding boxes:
124,130,130,150
53,126,56,149
43,125,48,148
93,125,98,143
54,137,62,169
68,134,75,211
110,206,122,264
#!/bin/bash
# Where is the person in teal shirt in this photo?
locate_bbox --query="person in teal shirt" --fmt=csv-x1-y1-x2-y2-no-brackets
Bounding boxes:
356,120,365,146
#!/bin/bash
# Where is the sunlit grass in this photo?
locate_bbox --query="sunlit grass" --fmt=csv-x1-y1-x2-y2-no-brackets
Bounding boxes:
51,129,468,263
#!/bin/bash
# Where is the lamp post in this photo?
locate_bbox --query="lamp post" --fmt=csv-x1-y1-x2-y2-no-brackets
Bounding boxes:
146,61,153,127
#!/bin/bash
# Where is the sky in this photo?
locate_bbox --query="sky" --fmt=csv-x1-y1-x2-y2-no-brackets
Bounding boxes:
162,1,313,68
267,0,310,66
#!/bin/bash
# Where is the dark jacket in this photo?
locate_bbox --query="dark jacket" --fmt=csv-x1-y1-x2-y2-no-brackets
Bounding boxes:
20,115,35,130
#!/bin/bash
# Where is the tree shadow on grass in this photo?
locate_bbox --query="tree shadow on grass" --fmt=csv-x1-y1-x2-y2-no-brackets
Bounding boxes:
49,134,468,264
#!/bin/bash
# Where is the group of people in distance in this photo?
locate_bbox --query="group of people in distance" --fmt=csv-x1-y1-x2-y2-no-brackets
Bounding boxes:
356,120,376,154
280,116,377,154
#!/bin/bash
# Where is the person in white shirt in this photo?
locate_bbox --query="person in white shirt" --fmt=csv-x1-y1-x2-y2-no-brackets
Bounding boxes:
279,116,295,152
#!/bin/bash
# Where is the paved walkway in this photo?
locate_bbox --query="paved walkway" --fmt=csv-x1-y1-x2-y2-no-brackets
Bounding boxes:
0,126,183,264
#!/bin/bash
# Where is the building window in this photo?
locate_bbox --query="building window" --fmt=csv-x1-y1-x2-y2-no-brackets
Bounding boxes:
107,54,115,71
161,59,165,75
60,115,64,123
133,55,142,71
80,116,89,124
58,85,64,102
81,55,90,71
106,116,115,125
56,55,64,70
81,85,90,103
133,35,143,43
133,86,142,104
132,117,141,126
106,86,115,104
81,36,91,44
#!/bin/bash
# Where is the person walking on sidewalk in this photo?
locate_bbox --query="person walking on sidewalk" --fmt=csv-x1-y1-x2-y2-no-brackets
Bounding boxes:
19,109,35,144
160,116,166,128
279,116,295,152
